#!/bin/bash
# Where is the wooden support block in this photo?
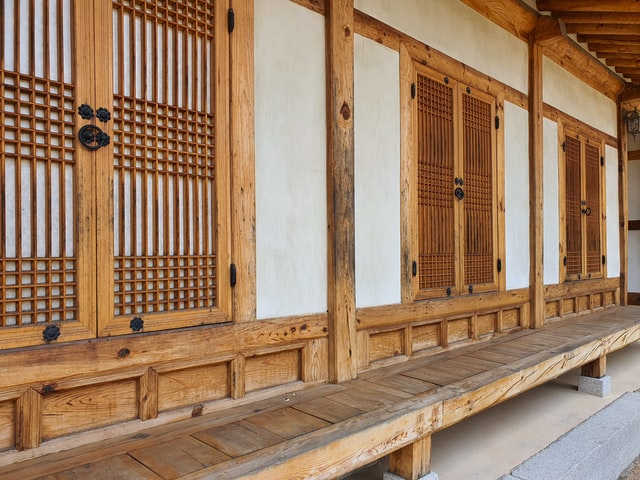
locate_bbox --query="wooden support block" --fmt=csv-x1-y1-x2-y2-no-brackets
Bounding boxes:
389,435,432,480
581,355,606,379
231,354,246,399
139,368,159,421
16,388,42,451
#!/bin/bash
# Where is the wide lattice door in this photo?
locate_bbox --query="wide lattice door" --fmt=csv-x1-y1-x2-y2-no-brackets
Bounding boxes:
461,90,497,293
99,0,229,336
415,71,459,299
0,0,97,348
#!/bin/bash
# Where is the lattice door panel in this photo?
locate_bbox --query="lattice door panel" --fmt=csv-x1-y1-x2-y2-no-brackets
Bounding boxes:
107,0,221,332
462,93,495,287
0,0,96,347
416,73,456,293
584,142,601,276
564,135,582,277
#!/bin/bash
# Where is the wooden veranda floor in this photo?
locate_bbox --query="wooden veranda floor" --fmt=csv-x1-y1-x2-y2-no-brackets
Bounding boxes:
2,306,640,480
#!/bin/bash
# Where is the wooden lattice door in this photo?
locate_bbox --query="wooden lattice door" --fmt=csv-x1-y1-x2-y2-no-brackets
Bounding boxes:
99,0,230,336
0,0,100,348
0,0,230,348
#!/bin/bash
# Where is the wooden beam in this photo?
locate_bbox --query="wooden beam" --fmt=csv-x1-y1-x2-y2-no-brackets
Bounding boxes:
389,436,433,480
230,0,257,323
529,33,544,329
629,150,640,161
618,102,630,306
559,12,640,24
620,83,640,103
326,0,357,383
537,0,640,12
458,0,538,39
565,24,640,36
534,15,566,47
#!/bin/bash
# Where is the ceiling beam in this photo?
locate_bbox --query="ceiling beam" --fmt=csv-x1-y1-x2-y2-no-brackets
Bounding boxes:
554,12,640,24
565,24,640,36
604,58,640,68
589,44,640,54
578,35,640,44
537,0,640,13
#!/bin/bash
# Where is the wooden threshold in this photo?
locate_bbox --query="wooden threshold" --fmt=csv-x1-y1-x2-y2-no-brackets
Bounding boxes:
1,306,639,480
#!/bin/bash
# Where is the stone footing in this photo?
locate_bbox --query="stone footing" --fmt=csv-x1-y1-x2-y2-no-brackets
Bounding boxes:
578,374,611,397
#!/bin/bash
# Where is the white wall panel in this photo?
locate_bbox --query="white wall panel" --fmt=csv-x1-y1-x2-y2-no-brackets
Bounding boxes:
543,118,560,285
606,145,620,278
354,0,528,93
354,35,401,308
504,102,530,289
543,57,617,138
254,0,327,318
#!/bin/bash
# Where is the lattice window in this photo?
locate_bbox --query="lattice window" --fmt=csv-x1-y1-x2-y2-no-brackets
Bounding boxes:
416,73,455,291
112,0,217,317
565,135,582,277
462,93,494,286
0,0,77,328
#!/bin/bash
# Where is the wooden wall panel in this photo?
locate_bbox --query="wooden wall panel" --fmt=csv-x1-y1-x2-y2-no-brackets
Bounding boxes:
158,363,230,412
369,330,405,363
245,349,301,393
41,380,138,440
447,318,472,345
577,296,590,313
412,323,442,353
545,301,560,320
544,279,620,321
562,298,576,316
591,293,603,309
477,312,498,337
502,309,521,330
0,401,15,452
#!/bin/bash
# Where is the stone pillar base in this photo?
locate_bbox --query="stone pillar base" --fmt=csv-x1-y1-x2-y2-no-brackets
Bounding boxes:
578,374,611,397
383,472,439,480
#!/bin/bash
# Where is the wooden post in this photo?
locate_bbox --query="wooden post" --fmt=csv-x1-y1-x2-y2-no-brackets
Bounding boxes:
582,356,606,379
618,102,629,306
16,388,42,451
138,368,159,421
326,0,357,383
230,0,257,323
389,436,433,480
529,32,544,329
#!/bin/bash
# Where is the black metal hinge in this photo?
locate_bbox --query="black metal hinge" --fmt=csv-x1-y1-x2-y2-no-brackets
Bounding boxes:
563,256,567,267
495,116,500,130
411,82,416,99
228,8,235,33
601,156,605,166
602,255,606,265
230,263,237,287
562,142,566,152
497,258,502,273
412,260,417,277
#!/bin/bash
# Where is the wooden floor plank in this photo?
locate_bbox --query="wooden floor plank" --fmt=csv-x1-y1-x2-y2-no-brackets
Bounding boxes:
244,407,331,439
193,421,285,458
401,366,467,387
129,437,230,480
463,348,522,364
50,455,163,480
291,397,366,423
362,374,438,396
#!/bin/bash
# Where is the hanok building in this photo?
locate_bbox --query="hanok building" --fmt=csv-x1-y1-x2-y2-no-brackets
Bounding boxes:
2,0,640,479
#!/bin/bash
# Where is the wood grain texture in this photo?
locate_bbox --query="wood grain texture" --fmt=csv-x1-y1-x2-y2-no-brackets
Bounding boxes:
326,0,357,383
16,388,41,450
0,401,15,451
389,435,432,480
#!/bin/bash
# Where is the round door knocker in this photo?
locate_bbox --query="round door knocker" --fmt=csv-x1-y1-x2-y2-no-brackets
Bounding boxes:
78,124,110,151
455,187,465,200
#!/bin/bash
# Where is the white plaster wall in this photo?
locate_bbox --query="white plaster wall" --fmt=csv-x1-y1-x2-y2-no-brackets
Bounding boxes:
606,145,620,278
543,118,560,285
354,0,528,94
543,57,617,138
354,35,401,308
504,102,530,289
254,0,327,319
627,161,640,290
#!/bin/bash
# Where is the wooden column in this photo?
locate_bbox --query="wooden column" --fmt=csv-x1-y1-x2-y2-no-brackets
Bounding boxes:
389,436,433,480
618,102,629,306
326,0,357,383
138,368,159,421
528,34,544,329
582,356,606,379
230,0,257,322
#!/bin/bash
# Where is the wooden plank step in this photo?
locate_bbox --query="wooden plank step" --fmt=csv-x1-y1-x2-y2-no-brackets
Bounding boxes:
193,420,285,458
45,455,163,480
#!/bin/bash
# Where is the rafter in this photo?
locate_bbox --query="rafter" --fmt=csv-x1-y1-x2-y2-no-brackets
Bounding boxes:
588,44,640,54
537,0,640,13
578,35,640,44
555,12,640,24
565,24,640,36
